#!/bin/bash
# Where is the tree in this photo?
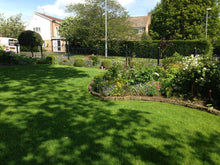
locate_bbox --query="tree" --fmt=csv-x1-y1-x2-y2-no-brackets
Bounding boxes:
141,31,152,41
0,13,25,38
18,30,43,57
150,0,220,40
59,16,88,42
60,0,134,42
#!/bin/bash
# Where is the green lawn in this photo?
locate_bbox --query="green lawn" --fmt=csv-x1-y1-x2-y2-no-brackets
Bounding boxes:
0,65,219,165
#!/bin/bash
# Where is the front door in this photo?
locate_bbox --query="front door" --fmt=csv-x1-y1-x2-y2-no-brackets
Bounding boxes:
52,40,62,52
53,40,58,52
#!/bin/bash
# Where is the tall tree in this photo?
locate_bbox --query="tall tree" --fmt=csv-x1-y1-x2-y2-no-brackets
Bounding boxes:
0,13,25,38
150,0,220,40
60,0,134,42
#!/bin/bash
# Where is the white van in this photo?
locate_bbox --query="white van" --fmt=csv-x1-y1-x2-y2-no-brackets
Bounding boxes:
0,37,20,54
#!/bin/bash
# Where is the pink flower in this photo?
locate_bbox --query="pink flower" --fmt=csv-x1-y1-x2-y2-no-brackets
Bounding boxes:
209,90,212,93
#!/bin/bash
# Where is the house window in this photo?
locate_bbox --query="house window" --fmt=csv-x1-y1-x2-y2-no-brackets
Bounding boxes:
33,27,41,33
55,26,59,37
57,40,61,51
138,28,143,34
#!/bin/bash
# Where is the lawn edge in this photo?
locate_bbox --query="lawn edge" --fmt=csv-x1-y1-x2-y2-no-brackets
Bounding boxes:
88,81,220,115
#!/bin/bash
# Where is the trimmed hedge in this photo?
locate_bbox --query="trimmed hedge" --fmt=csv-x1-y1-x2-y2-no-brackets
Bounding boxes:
70,39,212,58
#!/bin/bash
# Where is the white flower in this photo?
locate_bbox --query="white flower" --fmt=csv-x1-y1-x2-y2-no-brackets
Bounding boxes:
154,72,159,76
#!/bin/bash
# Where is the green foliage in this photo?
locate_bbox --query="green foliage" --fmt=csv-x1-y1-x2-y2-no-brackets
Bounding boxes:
91,73,105,93
0,50,36,65
61,0,133,42
213,37,220,56
101,59,112,69
0,13,25,38
92,63,162,97
59,17,88,42
20,45,40,52
74,58,85,67
162,52,183,68
45,55,56,64
150,0,220,40
18,30,43,57
141,31,152,41
71,39,211,58
129,81,161,96
91,54,100,66
160,54,220,108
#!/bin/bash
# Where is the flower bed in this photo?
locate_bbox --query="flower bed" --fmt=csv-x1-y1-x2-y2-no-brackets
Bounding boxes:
88,81,220,115
90,53,220,111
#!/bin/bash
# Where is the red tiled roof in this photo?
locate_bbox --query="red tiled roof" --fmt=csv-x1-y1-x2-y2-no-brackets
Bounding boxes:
35,12,63,23
128,16,149,28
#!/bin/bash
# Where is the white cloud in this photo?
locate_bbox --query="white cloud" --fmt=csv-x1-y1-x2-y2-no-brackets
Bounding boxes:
38,0,154,18
118,0,135,6
38,0,85,17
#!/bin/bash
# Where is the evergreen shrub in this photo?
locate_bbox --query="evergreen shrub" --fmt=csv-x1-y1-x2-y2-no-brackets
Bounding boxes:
74,58,85,67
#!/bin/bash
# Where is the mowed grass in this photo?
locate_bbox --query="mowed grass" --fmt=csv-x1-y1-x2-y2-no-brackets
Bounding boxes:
0,65,219,165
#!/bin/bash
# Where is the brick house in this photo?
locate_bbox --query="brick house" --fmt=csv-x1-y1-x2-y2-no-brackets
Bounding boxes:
128,12,151,37
26,12,65,52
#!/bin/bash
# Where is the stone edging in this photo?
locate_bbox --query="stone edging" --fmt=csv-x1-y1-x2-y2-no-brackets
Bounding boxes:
88,82,220,115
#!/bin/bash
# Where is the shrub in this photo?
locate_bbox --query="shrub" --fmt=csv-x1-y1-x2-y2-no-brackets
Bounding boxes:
101,59,112,69
0,50,13,64
160,54,220,108
0,50,37,65
91,73,105,93
45,55,56,64
103,62,124,80
125,66,161,85
91,54,100,66
162,52,183,68
74,58,85,67
36,59,48,64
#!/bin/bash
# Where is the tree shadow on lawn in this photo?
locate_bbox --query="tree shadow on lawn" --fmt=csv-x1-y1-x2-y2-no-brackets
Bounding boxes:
0,65,219,165
188,131,220,165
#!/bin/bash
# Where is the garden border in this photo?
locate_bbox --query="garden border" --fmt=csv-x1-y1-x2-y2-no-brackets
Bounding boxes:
88,82,220,115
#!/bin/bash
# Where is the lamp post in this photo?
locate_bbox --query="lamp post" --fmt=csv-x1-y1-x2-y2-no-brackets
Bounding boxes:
205,8,211,39
105,0,108,58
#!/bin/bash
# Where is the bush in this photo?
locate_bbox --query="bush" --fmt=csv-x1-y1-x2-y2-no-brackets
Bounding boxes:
74,58,85,67
91,54,100,66
160,54,220,108
45,55,56,64
101,59,112,69
0,50,37,65
91,73,105,93
162,52,183,68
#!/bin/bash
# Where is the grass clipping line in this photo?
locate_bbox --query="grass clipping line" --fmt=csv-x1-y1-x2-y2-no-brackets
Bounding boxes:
88,81,220,115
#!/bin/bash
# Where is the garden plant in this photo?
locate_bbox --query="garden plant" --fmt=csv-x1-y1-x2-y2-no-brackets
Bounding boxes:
92,52,220,109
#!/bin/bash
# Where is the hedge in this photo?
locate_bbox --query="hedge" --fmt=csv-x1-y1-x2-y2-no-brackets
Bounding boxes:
69,39,212,58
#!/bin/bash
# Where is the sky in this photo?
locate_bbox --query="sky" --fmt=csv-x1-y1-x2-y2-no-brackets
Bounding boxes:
0,0,161,23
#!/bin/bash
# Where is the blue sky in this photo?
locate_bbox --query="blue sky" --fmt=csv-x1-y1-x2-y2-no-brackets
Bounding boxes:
0,0,160,23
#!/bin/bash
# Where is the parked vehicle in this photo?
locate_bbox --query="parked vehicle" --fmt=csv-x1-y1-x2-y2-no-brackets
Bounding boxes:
0,37,20,54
